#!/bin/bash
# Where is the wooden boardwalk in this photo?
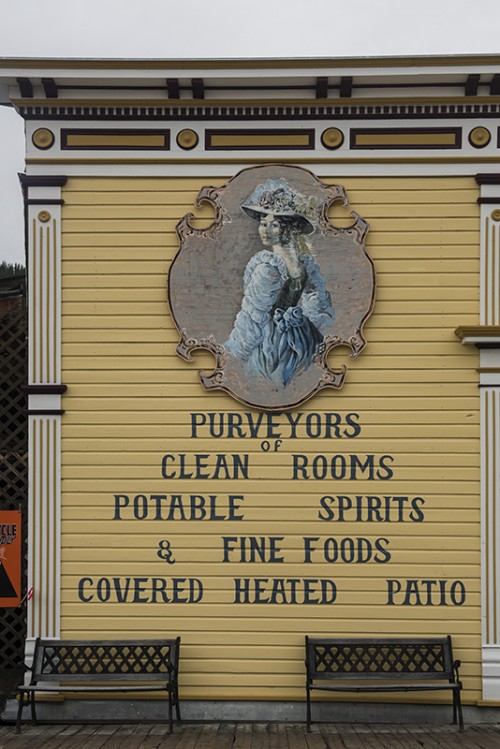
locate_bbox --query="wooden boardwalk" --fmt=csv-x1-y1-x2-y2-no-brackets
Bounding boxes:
2,722,500,749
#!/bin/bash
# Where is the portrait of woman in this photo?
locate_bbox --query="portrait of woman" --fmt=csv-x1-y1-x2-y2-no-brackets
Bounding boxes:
225,179,334,387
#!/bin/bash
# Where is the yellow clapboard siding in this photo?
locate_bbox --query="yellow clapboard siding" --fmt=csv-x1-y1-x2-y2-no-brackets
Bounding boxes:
59,398,480,413
61,558,480,573
61,512,479,528
60,480,477,496
57,476,479,496
59,609,480,641
58,424,479,442
61,617,481,639
63,564,480,580
62,223,479,246
63,177,231,192
60,536,482,557
62,225,480,246
59,326,475,343
60,500,479,518
60,425,479,440
60,566,481,582
60,411,478,427
60,499,479,515
60,515,479,534
60,553,480,569
59,256,479,274
60,340,477,361
62,186,478,204
60,360,477,376
60,487,478,502
59,301,479,317
61,453,479,471
61,284,479,304
58,382,475,400
61,518,479,533
59,174,481,702
60,442,480,459
62,202,480,220
58,611,480,634
60,388,477,406
59,273,480,294
62,175,475,191
61,245,479,261
60,318,477,336
63,205,217,220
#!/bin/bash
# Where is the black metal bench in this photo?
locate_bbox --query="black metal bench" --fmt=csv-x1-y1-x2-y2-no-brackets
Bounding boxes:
16,637,181,734
305,636,463,731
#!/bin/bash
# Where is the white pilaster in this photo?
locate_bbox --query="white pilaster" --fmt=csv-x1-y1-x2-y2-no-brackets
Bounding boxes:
21,174,66,644
475,175,500,700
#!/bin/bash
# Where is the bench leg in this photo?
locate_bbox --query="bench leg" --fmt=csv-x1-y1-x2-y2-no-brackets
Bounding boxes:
306,685,312,732
30,690,38,726
16,690,37,733
174,685,182,723
168,690,173,733
15,691,26,734
454,689,464,732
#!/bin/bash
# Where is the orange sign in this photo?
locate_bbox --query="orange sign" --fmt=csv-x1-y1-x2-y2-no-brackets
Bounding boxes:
0,510,21,607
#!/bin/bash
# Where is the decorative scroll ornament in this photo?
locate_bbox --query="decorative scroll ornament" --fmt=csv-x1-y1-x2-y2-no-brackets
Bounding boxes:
168,164,375,411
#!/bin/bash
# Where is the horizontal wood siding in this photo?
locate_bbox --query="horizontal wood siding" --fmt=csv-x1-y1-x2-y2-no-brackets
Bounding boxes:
60,176,480,702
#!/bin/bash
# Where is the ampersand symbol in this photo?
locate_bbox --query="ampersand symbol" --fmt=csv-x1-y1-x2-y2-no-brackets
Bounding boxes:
157,539,176,565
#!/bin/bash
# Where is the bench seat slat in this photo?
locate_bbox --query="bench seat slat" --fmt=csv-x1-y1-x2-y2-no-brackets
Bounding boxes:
19,684,170,693
309,683,461,692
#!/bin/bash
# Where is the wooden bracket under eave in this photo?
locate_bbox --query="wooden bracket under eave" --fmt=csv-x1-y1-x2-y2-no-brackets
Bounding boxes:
455,325,500,346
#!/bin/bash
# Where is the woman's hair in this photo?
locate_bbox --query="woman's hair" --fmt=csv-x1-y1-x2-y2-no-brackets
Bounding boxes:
275,215,313,258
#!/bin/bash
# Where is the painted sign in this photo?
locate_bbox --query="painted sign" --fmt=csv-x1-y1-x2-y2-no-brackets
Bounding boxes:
0,510,21,607
58,172,480,705
169,165,375,410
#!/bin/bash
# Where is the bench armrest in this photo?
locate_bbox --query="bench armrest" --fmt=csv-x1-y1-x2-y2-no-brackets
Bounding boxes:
453,659,461,682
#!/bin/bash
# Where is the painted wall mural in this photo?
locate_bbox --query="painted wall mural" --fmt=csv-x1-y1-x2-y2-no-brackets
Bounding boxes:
169,165,375,410
57,172,480,705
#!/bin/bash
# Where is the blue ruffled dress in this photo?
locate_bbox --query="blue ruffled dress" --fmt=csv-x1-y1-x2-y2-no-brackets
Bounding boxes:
225,250,334,387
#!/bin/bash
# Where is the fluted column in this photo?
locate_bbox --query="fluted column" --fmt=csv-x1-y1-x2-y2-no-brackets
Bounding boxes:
20,174,67,650
465,175,500,700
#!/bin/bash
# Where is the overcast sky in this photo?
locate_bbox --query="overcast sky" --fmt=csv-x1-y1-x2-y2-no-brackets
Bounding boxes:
1,0,500,264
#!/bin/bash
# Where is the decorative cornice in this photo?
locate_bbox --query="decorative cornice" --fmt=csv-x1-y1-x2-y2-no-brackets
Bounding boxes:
16,101,500,122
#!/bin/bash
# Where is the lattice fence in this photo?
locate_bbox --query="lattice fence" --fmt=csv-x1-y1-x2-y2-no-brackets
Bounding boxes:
0,292,28,701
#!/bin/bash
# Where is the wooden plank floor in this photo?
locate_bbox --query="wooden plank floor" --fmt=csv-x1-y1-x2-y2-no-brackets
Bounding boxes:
1,723,500,749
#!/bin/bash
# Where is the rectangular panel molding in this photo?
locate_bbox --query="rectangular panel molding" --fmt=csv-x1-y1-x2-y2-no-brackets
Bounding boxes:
61,129,170,150
350,127,462,149
205,129,315,150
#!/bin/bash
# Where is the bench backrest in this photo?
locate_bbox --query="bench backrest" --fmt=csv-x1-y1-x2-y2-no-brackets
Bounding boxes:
306,636,456,682
30,638,180,683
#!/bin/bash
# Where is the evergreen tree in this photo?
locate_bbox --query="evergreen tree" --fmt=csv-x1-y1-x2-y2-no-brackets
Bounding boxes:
0,261,25,278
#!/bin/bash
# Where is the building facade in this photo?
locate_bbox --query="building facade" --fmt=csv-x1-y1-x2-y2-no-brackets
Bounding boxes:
1,55,500,721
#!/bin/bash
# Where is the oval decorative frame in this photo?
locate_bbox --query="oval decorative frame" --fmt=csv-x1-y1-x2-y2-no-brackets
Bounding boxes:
168,164,376,411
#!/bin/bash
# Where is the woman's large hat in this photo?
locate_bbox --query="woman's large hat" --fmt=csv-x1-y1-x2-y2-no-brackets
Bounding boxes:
241,178,316,234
